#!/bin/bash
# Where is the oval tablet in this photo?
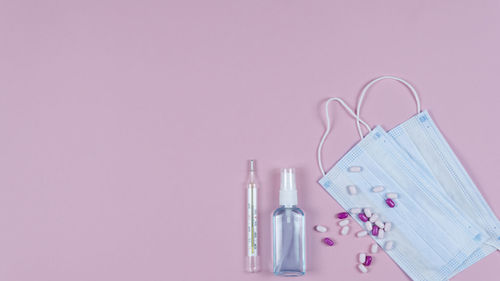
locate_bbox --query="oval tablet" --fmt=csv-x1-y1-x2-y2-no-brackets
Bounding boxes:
363,208,372,218
323,237,335,246
369,213,379,223
356,230,368,237
358,264,368,273
371,225,379,236
386,192,399,199
371,186,384,192
386,198,396,208
365,221,373,231
337,212,349,219
370,243,379,254
341,225,350,236
363,255,373,266
377,229,385,239
384,222,392,232
314,225,328,233
348,166,362,173
358,253,366,263
338,219,349,227
375,220,385,228
384,240,394,250
348,185,358,195
358,213,369,222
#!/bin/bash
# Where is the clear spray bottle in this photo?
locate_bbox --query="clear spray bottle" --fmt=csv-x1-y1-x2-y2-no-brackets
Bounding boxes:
272,168,306,276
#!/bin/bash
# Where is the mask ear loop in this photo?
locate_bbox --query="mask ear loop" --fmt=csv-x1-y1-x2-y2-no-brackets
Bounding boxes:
318,98,372,176
356,75,421,139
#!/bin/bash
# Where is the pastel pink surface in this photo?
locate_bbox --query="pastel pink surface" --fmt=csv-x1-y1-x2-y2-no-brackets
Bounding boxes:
0,1,499,281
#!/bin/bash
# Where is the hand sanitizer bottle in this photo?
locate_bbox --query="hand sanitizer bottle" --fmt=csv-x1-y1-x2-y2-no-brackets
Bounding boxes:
272,168,306,276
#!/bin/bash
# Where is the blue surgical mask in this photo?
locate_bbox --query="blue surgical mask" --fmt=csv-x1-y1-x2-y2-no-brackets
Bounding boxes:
354,76,500,277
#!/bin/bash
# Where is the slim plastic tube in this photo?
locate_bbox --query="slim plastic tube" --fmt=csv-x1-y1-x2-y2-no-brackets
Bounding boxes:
246,160,260,272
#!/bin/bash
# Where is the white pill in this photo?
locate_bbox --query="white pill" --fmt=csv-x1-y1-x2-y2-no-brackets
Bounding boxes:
370,243,379,254
358,264,368,273
348,166,362,173
358,253,366,263
348,185,358,195
386,192,399,199
384,222,392,232
375,220,385,228
384,240,394,250
350,208,362,214
369,213,379,223
341,225,350,235
338,219,350,226
365,221,373,231
377,229,385,239
356,230,368,237
363,208,372,218
371,186,385,192
314,225,328,233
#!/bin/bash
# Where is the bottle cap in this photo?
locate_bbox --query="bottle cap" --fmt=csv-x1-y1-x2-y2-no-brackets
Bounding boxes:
280,168,297,206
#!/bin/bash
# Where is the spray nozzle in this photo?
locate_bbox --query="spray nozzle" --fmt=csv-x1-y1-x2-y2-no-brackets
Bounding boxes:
280,168,298,206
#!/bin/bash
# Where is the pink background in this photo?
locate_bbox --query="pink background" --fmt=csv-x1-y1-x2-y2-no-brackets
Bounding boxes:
0,0,499,280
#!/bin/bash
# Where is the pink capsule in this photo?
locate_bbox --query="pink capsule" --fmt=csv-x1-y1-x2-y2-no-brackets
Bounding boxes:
363,255,373,266
337,212,349,219
358,213,369,222
372,224,379,236
323,237,335,246
386,198,396,208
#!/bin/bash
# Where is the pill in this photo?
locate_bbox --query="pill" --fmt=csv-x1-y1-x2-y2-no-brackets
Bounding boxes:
337,212,349,219
314,225,328,233
384,240,394,250
348,166,362,172
348,185,358,195
386,192,399,199
375,220,385,228
370,243,379,254
384,222,392,232
356,230,368,237
369,213,379,223
372,225,379,236
371,186,384,192
338,219,350,226
350,208,362,214
365,221,373,231
358,213,369,222
358,264,368,273
386,198,396,208
358,253,366,263
378,229,385,239
341,225,350,235
363,208,372,218
323,237,335,246
364,255,373,266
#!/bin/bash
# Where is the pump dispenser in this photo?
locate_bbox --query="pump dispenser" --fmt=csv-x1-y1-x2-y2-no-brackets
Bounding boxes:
272,168,306,276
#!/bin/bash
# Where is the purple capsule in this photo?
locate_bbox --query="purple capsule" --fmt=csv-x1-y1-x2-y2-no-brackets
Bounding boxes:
372,224,379,236
386,198,396,208
358,213,369,222
337,212,349,219
363,255,373,266
323,237,335,246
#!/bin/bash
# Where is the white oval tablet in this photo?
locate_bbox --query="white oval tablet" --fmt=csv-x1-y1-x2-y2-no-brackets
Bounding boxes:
341,225,350,236
363,208,372,218
348,185,358,195
358,264,368,273
365,221,373,231
314,225,327,233
371,186,384,192
356,230,368,237
384,222,392,232
377,229,385,239
375,220,385,228
348,166,362,173
370,243,379,254
350,208,362,214
386,192,399,199
358,253,366,263
338,219,350,226
384,240,394,250
369,213,379,223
